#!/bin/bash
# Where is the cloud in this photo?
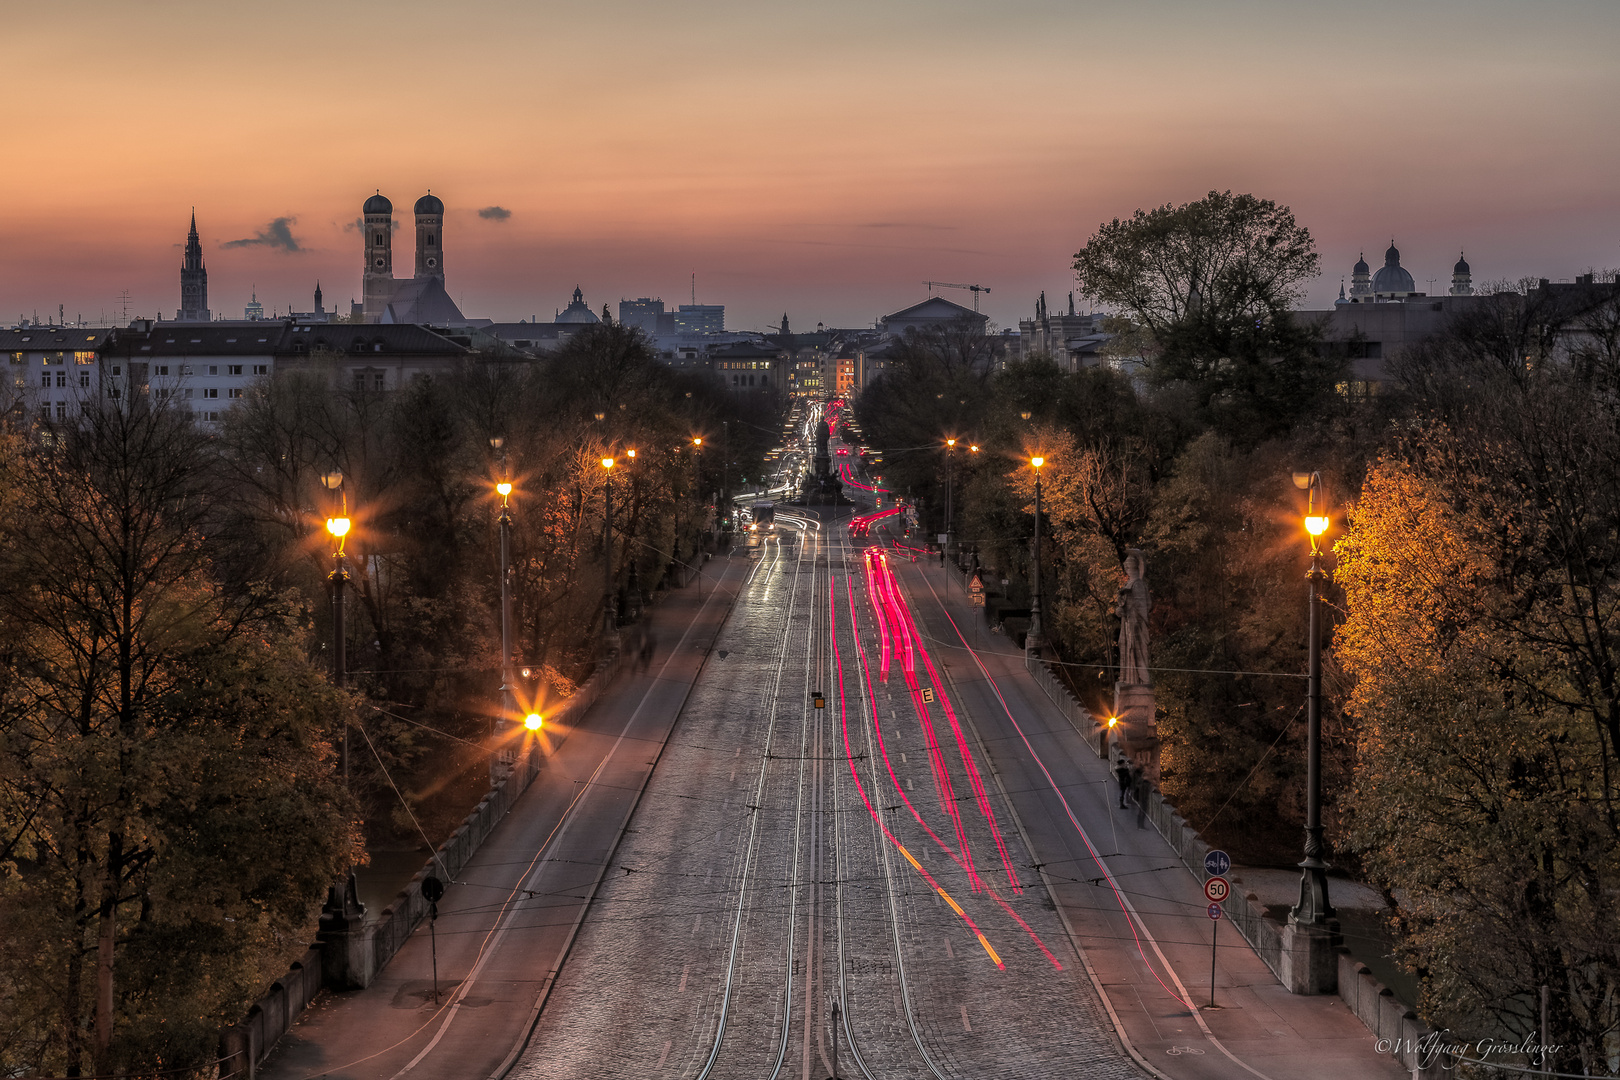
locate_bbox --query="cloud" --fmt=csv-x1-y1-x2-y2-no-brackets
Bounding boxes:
223,217,302,251
478,206,512,221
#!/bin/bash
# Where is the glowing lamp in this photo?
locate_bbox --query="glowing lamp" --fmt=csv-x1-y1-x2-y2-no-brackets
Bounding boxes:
325,517,350,538
601,457,615,470
1107,716,1118,728
497,482,512,497
1306,515,1330,537
692,437,703,447
1030,456,1044,469
524,713,543,731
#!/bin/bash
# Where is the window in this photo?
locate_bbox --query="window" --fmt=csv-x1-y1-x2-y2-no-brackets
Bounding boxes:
157,365,169,376
156,388,172,400
228,388,244,399
79,373,90,388
252,364,268,375
375,232,385,245
353,372,365,391
8,352,20,365
183,388,194,400
47,352,63,365
373,374,385,391
108,388,121,399
207,365,218,376
202,388,218,399
55,402,66,420
55,373,65,388
41,374,51,388
181,365,193,376
111,366,121,376
228,364,242,375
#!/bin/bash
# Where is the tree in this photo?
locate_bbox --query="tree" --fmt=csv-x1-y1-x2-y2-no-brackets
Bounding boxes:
1336,366,1620,1071
1073,190,1340,434
0,398,356,1078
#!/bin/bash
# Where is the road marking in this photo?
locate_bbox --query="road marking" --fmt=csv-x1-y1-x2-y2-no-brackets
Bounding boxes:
907,777,914,790
945,938,954,959
734,746,741,757
900,752,907,763
960,1005,972,1032
729,767,737,782
678,963,689,993
657,1040,671,1067
692,914,701,935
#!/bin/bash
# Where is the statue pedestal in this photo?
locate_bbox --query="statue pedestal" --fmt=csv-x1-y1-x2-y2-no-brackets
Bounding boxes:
1113,681,1158,781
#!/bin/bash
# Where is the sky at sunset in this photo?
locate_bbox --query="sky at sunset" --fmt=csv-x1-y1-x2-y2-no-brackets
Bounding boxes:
4,0,1617,332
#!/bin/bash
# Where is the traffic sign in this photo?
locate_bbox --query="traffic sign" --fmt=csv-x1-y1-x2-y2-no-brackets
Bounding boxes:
1207,903,1223,920
1204,849,1231,877
1204,876,1231,904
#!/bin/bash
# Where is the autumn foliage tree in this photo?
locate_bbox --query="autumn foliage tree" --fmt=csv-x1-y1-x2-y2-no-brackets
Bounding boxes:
0,399,357,1078
1336,365,1620,1072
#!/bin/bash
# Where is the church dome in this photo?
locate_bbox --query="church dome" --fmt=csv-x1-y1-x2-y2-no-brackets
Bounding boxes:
414,192,443,216
555,286,600,324
1372,242,1415,294
1353,253,1370,275
363,192,392,215
1454,252,1470,275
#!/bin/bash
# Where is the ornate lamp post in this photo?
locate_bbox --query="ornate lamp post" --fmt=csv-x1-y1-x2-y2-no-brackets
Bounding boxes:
492,437,514,783
944,437,957,553
1290,470,1335,929
601,456,619,651
321,470,351,779
1026,455,1046,656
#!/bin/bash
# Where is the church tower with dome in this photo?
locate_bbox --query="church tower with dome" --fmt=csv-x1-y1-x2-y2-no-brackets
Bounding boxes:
362,191,395,321
1449,252,1473,296
414,191,444,281
1349,253,1372,300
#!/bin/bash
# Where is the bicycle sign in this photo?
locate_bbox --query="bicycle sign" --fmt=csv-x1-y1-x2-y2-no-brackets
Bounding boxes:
1204,849,1231,877
1204,875,1230,904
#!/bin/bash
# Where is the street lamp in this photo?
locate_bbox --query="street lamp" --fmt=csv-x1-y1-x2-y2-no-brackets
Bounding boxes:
492,437,515,784
320,469,350,779
1290,470,1335,928
601,456,619,651
944,438,957,553
1026,456,1045,656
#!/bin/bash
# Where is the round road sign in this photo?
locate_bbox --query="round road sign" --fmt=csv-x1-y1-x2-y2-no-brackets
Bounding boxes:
1204,849,1231,877
1204,875,1231,904
1207,903,1223,920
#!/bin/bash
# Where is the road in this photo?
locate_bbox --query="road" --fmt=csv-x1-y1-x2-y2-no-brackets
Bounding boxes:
257,555,748,1080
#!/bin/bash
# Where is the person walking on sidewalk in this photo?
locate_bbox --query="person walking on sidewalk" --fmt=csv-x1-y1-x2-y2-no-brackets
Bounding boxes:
1114,759,1133,809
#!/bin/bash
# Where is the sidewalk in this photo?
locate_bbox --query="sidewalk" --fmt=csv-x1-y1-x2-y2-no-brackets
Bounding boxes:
893,555,1407,1080
256,557,748,1080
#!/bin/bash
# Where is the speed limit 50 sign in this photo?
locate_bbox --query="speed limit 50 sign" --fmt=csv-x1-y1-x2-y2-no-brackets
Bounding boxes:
1203,875,1231,904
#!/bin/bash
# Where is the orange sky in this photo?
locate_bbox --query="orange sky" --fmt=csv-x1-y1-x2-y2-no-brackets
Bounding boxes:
4,0,1617,330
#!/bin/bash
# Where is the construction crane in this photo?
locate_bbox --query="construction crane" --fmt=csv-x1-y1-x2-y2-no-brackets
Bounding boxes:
923,281,991,312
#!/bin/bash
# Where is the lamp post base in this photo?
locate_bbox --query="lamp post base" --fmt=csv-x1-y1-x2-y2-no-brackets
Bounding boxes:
1280,917,1341,995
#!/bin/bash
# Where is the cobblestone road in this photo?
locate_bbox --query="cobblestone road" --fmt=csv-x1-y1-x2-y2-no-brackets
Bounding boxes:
512,497,1146,1080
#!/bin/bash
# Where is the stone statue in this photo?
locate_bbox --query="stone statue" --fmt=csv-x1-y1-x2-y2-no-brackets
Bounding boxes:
1115,548,1151,686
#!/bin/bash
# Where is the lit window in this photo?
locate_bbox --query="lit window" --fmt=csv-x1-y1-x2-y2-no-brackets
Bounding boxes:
228,388,244,398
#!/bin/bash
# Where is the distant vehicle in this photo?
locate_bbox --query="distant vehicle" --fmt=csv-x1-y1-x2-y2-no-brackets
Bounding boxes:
748,501,776,533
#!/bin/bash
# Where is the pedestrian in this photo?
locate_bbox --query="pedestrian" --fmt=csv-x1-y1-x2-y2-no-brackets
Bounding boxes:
1114,758,1132,809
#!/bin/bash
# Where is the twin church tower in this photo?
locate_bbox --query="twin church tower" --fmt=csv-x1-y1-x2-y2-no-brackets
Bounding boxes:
360,190,451,322
176,190,462,324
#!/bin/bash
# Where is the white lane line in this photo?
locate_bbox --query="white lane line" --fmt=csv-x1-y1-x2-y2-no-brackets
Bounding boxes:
730,766,737,782
678,963,690,993
692,914,701,935
960,1005,972,1032
907,777,914,790
944,938,954,960
657,1040,671,1068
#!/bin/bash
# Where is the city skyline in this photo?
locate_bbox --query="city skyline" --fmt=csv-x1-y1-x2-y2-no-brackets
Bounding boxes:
4,0,1617,330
